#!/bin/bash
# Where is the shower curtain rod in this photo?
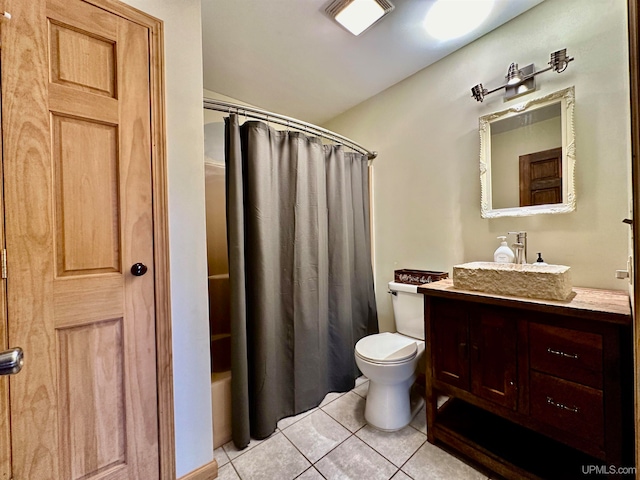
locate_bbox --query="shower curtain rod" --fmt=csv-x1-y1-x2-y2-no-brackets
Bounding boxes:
203,97,378,160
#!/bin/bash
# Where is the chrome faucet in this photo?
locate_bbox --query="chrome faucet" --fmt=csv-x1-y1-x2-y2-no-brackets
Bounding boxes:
509,231,527,264
512,243,526,264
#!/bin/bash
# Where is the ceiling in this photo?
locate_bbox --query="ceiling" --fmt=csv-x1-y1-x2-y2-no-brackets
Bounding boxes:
201,0,545,125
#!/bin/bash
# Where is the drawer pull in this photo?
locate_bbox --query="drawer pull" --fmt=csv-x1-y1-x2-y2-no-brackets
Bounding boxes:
547,347,579,360
546,396,579,413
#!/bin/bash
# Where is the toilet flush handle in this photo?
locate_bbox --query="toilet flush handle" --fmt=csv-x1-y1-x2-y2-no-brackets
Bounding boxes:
387,290,397,296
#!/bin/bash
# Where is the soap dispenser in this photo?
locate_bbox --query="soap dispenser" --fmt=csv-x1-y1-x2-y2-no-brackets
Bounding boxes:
534,252,548,266
494,236,515,263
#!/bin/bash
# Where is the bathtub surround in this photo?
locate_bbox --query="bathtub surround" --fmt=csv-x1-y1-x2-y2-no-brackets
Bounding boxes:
226,115,378,447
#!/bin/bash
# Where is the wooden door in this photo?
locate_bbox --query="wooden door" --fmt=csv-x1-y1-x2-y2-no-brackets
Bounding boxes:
470,308,518,410
519,147,562,206
627,0,640,472
431,300,470,391
0,75,9,480
1,0,160,478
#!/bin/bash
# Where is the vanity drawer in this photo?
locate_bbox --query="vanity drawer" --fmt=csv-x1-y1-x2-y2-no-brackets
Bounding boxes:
529,322,603,388
530,371,604,446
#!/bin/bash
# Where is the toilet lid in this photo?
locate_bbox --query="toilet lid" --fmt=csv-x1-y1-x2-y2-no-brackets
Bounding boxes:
355,332,418,364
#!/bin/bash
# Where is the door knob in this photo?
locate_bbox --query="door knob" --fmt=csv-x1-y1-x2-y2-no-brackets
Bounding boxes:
0,347,23,375
131,263,148,276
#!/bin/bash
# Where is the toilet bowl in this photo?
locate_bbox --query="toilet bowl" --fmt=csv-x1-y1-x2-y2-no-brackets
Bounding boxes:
355,332,425,431
354,281,426,431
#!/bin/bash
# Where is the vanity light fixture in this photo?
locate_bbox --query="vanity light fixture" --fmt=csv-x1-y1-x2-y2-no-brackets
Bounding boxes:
326,0,395,36
471,49,575,102
505,63,523,85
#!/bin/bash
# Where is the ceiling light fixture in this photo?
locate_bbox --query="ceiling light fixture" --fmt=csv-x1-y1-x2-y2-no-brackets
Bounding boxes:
326,0,395,36
471,49,575,102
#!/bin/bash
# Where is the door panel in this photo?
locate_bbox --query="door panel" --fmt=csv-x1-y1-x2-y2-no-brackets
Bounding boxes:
2,1,158,478
49,22,116,97
431,300,470,390
58,319,126,479
53,115,121,275
470,309,518,409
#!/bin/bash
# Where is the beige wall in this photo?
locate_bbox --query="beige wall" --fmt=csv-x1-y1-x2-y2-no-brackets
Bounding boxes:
324,0,631,332
121,1,213,477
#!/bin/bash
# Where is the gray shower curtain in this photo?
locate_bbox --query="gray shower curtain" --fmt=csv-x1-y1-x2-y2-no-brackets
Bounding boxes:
225,114,378,448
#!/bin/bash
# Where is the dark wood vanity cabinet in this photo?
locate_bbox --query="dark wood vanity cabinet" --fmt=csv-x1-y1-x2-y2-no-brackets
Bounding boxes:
432,302,518,410
420,280,633,480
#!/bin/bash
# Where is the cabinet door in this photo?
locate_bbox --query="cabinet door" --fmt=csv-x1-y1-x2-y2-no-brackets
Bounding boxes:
432,300,470,390
470,308,518,410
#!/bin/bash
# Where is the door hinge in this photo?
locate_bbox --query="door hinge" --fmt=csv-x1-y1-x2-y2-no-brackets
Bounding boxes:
2,249,7,279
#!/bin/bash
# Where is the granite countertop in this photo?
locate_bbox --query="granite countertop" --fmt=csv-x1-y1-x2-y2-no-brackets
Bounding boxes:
418,279,631,326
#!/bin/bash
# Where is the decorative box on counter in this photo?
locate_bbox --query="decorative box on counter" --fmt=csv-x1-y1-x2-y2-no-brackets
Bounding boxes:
394,269,448,285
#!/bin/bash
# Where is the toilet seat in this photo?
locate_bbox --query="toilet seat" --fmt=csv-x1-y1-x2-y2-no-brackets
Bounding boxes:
355,332,418,365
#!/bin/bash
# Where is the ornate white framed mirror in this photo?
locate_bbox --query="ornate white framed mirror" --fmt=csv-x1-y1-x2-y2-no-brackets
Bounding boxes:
479,86,575,218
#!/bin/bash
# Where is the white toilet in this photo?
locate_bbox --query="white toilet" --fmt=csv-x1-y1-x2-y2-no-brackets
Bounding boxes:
354,281,425,431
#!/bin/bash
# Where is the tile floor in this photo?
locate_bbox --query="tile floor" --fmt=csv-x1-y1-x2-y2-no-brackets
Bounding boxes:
214,377,490,480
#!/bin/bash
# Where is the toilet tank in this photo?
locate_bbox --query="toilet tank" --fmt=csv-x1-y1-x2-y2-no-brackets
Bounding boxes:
388,281,424,340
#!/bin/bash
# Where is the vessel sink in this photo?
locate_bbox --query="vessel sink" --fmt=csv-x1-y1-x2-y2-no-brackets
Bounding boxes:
452,262,573,301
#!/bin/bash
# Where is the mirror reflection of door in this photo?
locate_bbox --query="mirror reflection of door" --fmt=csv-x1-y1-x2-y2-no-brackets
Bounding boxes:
489,101,562,209
519,147,562,206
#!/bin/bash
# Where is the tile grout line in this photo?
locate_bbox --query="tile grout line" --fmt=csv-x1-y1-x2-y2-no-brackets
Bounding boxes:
349,432,401,480
313,386,426,479
228,460,243,480
224,377,436,480
393,436,428,478
227,420,426,478
223,387,355,477
276,431,317,479
280,400,358,469
354,423,428,478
